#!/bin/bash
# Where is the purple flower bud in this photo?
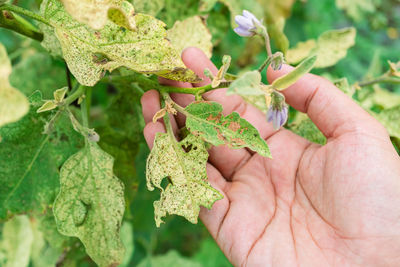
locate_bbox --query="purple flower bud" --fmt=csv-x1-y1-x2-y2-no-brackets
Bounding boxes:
267,104,288,130
234,10,262,37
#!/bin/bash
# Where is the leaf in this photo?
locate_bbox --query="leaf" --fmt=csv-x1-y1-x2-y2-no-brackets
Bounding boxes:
40,0,201,86
184,101,271,157
212,55,231,87
119,222,134,267
60,0,136,30
272,55,317,90
53,142,125,267
291,116,326,145
53,87,68,103
167,16,213,58
137,250,202,267
0,215,33,267
376,105,400,139
0,92,82,219
227,70,264,96
336,0,380,21
0,43,29,127
132,0,165,16
37,100,57,113
146,133,222,226
9,53,67,98
286,28,356,68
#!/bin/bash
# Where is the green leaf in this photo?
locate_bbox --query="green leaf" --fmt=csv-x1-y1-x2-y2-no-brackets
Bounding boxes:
227,70,264,96
291,117,326,145
119,222,134,267
146,133,222,226
193,238,232,267
132,0,165,16
286,28,356,68
40,0,201,86
0,43,29,127
137,250,202,267
53,142,125,267
184,101,271,157
60,0,136,30
167,16,213,58
37,100,57,113
0,215,33,267
0,92,82,219
9,53,67,98
376,105,400,139
272,55,317,91
53,87,68,103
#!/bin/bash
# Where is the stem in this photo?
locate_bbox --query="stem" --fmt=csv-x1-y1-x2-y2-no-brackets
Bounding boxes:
0,4,50,25
261,27,273,58
0,10,43,41
258,56,273,73
358,75,400,87
81,98,89,128
65,85,86,105
107,74,232,95
160,91,175,138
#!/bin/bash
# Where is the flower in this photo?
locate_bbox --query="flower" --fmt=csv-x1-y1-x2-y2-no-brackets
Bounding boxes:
267,104,288,130
271,52,285,71
234,10,262,37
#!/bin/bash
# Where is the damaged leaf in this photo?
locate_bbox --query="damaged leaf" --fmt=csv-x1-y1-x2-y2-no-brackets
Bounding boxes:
184,101,271,157
40,0,201,86
53,142,125,267
146,133,222,227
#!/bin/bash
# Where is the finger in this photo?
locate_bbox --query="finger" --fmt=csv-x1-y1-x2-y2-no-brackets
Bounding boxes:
141,90,179,136
181,47,276,140
143,121,165,149
267,65,385,138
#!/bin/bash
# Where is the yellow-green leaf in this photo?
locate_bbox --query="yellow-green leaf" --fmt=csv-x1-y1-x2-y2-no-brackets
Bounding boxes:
184,101,271,157
286,28,356,68
53,142,125,267
0,43,29,127
146,133,222,227
336,0,380,21
132,0,165,16
37,100,57,113
376,105,400,139
167,16,213,58
227,70,264,96
40,0,201,86
53,87,68,103
60,0,136,30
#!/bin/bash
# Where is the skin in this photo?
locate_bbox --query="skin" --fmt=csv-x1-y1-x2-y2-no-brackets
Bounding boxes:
141,47,400,267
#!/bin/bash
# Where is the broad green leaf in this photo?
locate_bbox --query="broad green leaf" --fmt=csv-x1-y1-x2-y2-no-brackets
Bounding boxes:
53,142,125,267
272,55,317,90
40,0,201,86
137,250,202,267
193,238,232,267
147,133,222,226
0,215,33,267
184,101,271,157
10,53,66,98
336,0,381,21
0,92,82,219
132,0,165,16
376,106,400,139
98,81,143,205
0,43,28,127
227,70,264,96
119,222,134,267
167,16,213,58
286,28,356,68
241,95,268,113
60,0,136,30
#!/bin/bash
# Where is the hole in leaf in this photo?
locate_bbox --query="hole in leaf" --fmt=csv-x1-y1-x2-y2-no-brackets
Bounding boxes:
161,176,173,190
92,53,110,65
181,143,192,153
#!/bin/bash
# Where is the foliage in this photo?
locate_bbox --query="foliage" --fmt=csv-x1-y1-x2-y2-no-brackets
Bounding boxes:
0,0,399,266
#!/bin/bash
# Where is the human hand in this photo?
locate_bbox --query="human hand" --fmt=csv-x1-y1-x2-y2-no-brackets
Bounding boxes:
141,48,400,267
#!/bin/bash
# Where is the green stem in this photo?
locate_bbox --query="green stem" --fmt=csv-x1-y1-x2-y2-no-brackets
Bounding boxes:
81,99,89,128
160,91,175,139
358,75,400,87
107,74,231,95
65,85,86,105
261,27,273,58
0,4,50,25
0,10,43,41
258,56,273,73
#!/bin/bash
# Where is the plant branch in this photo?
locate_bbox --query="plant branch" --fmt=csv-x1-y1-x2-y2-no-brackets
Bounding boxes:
65,84,86,105
258,56,272,73
358,75,400,88
261,27,273,58
0,4,50,25
160,91,175,139
0,10,43,41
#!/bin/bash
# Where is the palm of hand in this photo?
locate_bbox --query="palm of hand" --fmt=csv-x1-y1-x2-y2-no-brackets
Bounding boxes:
141,48,400,267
